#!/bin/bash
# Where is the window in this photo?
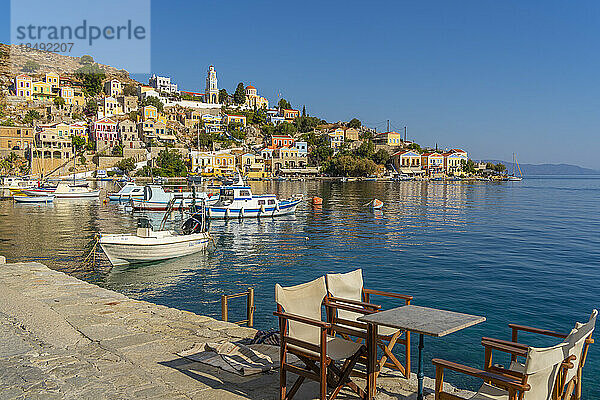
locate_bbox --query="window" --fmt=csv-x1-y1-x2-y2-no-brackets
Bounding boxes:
268,200,276,205
258,200,266,205
239,190,250,197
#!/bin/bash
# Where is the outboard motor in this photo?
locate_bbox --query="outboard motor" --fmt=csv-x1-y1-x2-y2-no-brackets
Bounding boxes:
136,217,153,238
181,212,205,235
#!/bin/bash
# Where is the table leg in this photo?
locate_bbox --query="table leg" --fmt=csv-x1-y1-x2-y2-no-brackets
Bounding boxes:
366,323,377,399
417,333,424,400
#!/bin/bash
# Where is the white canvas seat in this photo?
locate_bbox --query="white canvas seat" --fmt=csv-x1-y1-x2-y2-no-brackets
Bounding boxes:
434,340,573,400
274,276,367,400
325,269,413,379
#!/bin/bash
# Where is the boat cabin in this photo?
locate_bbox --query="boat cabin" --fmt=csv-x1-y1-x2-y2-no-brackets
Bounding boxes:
219,186,253,201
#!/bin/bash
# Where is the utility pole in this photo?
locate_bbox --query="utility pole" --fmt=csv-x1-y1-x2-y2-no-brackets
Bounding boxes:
404,126,407,142
387,120,390,132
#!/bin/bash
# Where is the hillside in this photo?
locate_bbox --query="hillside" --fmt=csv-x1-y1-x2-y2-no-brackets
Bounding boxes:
0,43,137,92
484,160,599,175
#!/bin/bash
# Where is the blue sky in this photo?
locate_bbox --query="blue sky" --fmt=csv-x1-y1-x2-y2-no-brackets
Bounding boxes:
2,1,600,168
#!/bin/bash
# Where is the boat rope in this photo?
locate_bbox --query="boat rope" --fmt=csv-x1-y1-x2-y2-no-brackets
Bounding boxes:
82,234,100,267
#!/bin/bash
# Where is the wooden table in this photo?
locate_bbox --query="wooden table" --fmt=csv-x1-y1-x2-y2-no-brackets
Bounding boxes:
358,305,485,400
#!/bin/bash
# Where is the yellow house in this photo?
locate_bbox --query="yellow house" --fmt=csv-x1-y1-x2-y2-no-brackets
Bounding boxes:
73,88,85,106
14,75,33,100
191,150,236,176
214,153,236,172
32,81,54,101
60,87,75,105
375,131,402,146
223,114,247,126
101,97,123,117
44,72,60,89
142,105,158,121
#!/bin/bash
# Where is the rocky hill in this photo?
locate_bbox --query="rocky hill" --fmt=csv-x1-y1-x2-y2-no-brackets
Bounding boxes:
0,42,138,92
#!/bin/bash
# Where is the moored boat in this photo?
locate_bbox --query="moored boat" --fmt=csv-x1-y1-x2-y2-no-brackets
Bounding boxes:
366,198,384,210
99,214,210,266
207,185,301,219
107,182,145,202
52,183,100,198
13,195,55,203
131,185,217,211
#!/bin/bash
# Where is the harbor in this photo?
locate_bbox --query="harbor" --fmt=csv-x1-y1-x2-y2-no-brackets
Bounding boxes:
0,177,598,399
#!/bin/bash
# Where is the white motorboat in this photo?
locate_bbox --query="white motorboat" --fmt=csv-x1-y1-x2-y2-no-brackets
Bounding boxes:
131,185,217,211
52,183,100,198
13,195,55,203
207,185,301,219
107,182,145,202
99,214,211,266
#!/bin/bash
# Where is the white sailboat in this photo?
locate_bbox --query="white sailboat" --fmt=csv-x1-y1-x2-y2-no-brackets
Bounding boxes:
507,153,523,181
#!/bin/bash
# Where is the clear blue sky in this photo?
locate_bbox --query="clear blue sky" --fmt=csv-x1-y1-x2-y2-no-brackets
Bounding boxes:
2,0,600,169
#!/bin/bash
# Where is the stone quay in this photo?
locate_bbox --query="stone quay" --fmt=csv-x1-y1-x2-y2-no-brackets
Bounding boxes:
0,258,470,399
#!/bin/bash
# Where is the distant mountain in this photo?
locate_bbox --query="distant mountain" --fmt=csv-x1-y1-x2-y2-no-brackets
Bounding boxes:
482,160,599,175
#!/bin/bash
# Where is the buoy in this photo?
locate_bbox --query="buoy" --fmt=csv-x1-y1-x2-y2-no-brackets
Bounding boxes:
239,208,244,219
260,204,265,213
312,196,323,205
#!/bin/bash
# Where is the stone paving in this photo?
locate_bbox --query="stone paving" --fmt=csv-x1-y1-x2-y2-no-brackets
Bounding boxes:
0,260,473,400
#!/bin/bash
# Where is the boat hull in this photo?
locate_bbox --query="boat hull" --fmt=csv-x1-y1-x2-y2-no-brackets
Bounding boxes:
14,195,55,203
99,232,210,266
207,199,300,219
55,190,100,198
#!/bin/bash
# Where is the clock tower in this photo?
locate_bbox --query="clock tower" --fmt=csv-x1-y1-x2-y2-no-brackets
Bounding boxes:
205,65,219,104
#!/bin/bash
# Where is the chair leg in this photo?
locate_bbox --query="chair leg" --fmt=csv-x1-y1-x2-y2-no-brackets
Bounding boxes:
287,375,305,400
405,330,411,378
329,348,366,400
280,365,286,400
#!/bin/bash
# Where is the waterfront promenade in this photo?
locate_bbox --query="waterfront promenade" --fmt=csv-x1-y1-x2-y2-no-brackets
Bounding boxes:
0,257,473,399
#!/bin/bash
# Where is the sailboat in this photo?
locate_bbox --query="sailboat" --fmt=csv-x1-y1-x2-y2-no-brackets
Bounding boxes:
507,153,523,181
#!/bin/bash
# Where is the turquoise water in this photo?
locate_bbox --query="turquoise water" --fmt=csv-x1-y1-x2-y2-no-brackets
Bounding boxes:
0,176,598,397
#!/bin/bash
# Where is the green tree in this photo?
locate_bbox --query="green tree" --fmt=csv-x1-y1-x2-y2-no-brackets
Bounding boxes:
22,110,41,126
461,159,476,174
123,84,137,96
408,143,422,153
54,96,66,108
302,105,306,117
128,111,138,122
22,60,40,73
278,98,291,110
71,135,86,153
79,55,94,65
219,89,229,105
116,157,136,174
494,163,506,173
111,143,123,156
373,148,390,165
84,99,98,116
233,83,246,104
294,115,321,133
348,118,361,129
274,121,297,136
75,63,106,96
141,96,164,113
355,140,375,159
153,149,187,177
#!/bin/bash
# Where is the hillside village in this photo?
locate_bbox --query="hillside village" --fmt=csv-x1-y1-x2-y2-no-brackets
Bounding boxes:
0,45,495,180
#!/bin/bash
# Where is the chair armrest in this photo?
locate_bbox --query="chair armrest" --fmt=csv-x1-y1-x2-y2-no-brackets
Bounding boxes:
481,338,529,358
328,295,382,310
508,323,568,339
482,337,529,350
432,359,530,392
363,288,413,302
274,311,331,329
325,299,378,316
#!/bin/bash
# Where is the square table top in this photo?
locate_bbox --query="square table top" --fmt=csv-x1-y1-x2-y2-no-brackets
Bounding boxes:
357,305,485,337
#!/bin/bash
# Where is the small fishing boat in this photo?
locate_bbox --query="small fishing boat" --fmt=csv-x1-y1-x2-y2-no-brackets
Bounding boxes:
99,213,210,266
53,183,100,198
131,185,217,211
13,195,55,203
107,182,145,202
207,185,301,219
366,198,384,210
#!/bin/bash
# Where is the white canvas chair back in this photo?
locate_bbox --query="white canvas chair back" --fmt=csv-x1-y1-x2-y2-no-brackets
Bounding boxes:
564,309,597,383
326,269,363,323
275,276,327,346
522,342,571,400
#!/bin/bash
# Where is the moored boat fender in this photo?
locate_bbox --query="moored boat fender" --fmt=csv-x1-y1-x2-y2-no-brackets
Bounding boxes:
239,207,244,219
312,196,323,205
225,208,230,219
260,204,265,214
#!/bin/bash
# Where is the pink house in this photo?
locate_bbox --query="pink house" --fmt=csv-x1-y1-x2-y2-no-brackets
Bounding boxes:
92,117,118,148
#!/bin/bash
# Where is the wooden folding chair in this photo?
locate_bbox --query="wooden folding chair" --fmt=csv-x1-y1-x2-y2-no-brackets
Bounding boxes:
325,269,412,379
481,309,596,400
274,276,368,400
433,339,575,400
